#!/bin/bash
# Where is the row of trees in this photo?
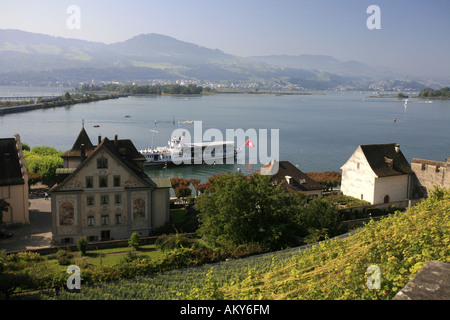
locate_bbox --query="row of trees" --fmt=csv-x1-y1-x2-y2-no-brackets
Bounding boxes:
79,83,209,95
418,87,450,98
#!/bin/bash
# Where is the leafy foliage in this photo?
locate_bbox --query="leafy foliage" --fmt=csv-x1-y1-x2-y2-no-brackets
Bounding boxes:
196,172,344,250
418,87,450,98
23,146,63,186
80,83,205,95
129,232,142,250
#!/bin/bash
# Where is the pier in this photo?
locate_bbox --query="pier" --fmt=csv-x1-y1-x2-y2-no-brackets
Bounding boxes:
0,95,61,102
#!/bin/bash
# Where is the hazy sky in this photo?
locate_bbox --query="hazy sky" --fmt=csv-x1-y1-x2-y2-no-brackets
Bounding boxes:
1,0,449,78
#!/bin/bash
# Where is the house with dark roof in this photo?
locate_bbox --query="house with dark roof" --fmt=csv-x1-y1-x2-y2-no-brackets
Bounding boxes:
0,134,29,225
250,160,324,196
49,127,171,245
340,143,412,205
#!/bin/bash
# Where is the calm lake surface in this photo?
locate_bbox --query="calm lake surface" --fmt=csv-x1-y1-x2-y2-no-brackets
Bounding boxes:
1,86,449,183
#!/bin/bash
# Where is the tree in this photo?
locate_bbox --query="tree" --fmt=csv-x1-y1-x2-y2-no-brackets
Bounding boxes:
196,173,302,250
295,197,345,241
23,147,63,186
170,177,190,189
64,92,72,101
128,232,141,250
77,237,88,256
174,185,192,199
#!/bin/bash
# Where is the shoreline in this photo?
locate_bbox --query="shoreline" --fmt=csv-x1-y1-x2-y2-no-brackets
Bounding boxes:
0,93,124,116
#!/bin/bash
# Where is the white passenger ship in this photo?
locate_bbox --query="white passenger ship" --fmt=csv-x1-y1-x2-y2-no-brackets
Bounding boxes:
139,134,237,167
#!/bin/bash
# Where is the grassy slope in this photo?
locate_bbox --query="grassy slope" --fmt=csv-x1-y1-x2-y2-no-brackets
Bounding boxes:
217,191,449,300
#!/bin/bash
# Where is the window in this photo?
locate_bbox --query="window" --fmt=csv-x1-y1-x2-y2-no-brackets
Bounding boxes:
114,194,122,205
87,216,95,227
421,164,426,170
0,186,11,199
113,175,121,187
87,195,94,206
101,230,110,241
99,176,108,188
101,215,109,225
357,162,360,169
101,195,109,205
97,157,108,169
88,236,97,242
62,238,73,244
361,194,364,200
86,176,94,188
115,214,122,225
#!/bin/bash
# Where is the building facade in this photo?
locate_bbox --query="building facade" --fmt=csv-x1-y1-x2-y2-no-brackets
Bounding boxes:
340,143,412,205
0,134,29,225
50,129,171,245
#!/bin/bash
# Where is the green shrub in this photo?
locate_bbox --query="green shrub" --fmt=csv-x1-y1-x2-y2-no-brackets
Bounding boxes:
56,249,73,266
16,251,42,262
128,232,141,250
77,237,88,256
155,233,198,252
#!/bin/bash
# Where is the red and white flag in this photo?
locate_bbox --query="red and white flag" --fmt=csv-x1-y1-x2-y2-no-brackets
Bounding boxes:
246,140,255,149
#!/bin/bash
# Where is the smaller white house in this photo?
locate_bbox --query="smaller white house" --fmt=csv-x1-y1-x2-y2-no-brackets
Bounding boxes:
340,143,412,205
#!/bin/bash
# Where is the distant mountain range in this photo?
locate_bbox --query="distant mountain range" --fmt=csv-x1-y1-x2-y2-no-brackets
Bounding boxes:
0,29,431,90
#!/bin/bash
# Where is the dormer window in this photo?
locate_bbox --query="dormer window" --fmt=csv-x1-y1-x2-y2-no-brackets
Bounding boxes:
384,157,394,170
97,157,108,169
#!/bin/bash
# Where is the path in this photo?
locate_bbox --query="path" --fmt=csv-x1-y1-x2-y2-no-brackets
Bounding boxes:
0,185,52,252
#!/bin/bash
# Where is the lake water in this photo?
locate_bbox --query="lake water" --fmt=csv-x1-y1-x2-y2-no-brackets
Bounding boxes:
1,86,449,183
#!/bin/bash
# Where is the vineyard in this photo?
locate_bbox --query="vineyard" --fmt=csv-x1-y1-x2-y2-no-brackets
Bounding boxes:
43,187,450,300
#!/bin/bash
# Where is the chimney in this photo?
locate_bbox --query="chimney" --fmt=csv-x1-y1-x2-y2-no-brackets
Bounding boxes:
395,144,400,153
114,134,118,147
98,135,102,144
81,144,86,162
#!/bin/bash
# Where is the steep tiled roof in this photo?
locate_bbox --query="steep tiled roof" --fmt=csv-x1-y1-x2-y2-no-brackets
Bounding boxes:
360,143,412,177
252,160,324,192
0,138,24,186
62,127,95,158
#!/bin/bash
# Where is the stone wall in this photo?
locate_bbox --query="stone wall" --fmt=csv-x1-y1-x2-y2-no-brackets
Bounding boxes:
411,158,450,197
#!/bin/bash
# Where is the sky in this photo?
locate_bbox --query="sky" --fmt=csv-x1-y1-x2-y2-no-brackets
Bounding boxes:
0,0,449,78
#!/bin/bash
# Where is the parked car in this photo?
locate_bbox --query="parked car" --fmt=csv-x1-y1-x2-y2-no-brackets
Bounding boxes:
0,229,13,238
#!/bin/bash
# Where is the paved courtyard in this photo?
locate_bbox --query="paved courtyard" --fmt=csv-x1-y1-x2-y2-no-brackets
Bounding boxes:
0,187,52,252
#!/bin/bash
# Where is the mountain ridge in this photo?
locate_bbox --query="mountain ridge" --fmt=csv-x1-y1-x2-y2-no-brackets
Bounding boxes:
0,29,431,90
